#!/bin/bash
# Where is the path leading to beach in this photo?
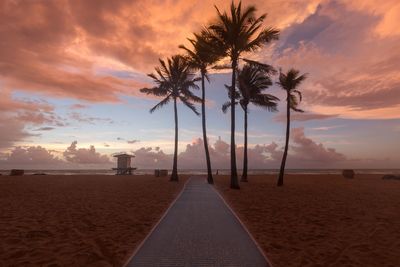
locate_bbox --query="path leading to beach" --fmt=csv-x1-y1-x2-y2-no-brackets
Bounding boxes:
124,176,270,267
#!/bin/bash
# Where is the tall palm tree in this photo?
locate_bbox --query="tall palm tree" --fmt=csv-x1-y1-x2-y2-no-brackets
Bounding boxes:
208,1,279,189
140,55,201,182
179,31,222,184
237,64,279,182
223,63,279,182
277,68,307,186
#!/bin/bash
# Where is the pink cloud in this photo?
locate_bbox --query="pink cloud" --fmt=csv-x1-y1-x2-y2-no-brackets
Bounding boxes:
0,89,65,126
5,146,63,165
130,129,346,170
132,147,172,169
63,141,111,164
290,127,346,163
1,0,397,119
269,0,400,118
0,118,32,149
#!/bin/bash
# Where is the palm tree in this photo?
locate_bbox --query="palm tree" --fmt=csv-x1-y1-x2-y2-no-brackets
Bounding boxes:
223,63,279,182
208,1,279,189
140,55,201,182
237,64,279,182
179,31,222,184
277,68,307,186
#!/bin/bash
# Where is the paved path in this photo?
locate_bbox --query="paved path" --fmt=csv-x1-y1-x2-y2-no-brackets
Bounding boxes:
124,176,270,267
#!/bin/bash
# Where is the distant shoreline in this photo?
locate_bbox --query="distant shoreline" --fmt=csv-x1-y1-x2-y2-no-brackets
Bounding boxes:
1,169,399,176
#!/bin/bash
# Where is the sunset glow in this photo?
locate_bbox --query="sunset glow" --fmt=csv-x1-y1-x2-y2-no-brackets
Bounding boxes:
1,0,399,169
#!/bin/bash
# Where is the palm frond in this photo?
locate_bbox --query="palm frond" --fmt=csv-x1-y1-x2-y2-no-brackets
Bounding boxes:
209,1,279,61
293,89,303,102
251,93,279,112
180,96,200,115
140,86,169,97
140,54,202,114
242,58,277,75
222,101,232,113
212,64,231,70
150,95,172,113
277,68,307,93
181,88,202,103
289,93,304,113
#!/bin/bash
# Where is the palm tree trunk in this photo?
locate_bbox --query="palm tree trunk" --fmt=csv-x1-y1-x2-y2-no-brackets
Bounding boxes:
278,91,290,186
230,59,240,189
171,97,179,182
241,105,248,182
201,72,213,184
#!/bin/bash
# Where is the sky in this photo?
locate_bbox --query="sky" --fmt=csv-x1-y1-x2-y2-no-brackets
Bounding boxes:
0,0,399,170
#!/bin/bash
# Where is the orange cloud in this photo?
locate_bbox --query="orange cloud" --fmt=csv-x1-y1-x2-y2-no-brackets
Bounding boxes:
1,0,399,118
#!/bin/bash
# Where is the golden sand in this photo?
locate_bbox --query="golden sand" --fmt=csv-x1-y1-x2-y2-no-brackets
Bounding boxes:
215,174,400,267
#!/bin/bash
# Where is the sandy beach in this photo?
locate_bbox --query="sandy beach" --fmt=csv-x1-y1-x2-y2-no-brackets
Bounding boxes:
215,174,400,267
1,174,399,267
0,175,187,267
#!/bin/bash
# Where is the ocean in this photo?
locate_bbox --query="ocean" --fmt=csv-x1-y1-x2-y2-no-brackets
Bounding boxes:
1,169,399,176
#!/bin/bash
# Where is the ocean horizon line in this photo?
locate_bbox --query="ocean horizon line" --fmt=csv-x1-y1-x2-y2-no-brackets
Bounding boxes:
1,168,399,176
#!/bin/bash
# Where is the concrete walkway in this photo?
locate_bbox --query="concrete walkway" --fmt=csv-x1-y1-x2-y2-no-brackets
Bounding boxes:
124,176,271,267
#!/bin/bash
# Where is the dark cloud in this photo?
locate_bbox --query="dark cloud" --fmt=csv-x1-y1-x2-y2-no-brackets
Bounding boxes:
274,113,339,122
34,127,55,131
127,140,140,144
68,112,114,124
70,104,88,109
281,4,333,50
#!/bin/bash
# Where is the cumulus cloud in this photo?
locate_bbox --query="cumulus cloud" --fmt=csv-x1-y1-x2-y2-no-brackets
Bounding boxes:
0,141,114,168
290,127,346,163
132,147,172,169
130,129,346,169
63,141,111,164
0,146,63,168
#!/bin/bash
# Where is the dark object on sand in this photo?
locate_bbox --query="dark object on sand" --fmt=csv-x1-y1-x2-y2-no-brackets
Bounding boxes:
155,169,168,177
33,173,46,175
342,169,355,179
10,169,24,176
382,174,400,180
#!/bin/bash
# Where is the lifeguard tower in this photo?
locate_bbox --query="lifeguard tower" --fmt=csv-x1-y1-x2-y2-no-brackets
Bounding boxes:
112,153,136,175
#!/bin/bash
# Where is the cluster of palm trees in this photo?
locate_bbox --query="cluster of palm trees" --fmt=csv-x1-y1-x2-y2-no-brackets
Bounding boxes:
140,1,307,188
